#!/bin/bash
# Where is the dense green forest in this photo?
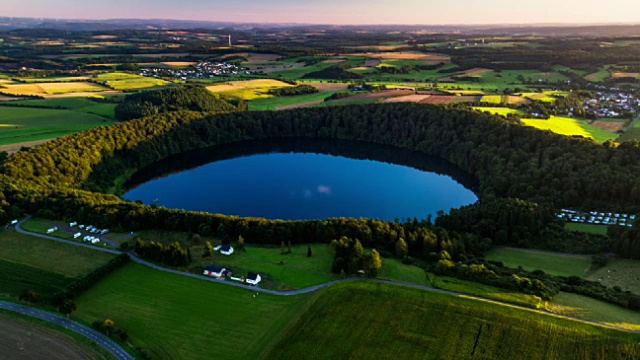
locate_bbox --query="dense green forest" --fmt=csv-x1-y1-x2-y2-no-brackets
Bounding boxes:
114,85,240,121
4,101,640,308
3,102,640,261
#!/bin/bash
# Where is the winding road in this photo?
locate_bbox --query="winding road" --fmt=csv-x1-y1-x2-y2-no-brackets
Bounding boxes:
0,301,135,360
5,215,640,359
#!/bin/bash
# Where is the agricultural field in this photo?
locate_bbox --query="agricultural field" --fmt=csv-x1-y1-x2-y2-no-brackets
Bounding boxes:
584,69,611,82
618,119,640,141
248,91,336,111
477,106,618,143
0,106,111,146
0,82,109,96
587,259,640,294
74,263,314,360
0,258,73,299
517,91,570,103
0,230,115,277
547,292,640,330
93,72,171,90
565,223,608,235
267,282,640,360
0,311,112,360
486,247,592,277
11,97,117,118
0,229,115,299
522,116,618,143
106,77,170,91
206,79,294,100
474,106,528,117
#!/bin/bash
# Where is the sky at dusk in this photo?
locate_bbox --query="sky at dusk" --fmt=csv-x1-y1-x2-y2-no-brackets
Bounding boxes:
3,0,640,25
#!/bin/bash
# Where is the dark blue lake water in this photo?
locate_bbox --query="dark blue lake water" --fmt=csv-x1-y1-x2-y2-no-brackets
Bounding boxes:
123,139,478,221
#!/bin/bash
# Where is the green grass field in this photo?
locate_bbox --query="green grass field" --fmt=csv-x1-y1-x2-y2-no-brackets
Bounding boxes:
548,292,640,330
620,128,640,141
0,106,111,145
207,79,293,100
522,116,618,143
486,247,591,277
21,218,76,241
248,91,335,110
11,98,116,118
0,230,115,277
93,72,171,90
267,282,640,360
74,263,314,360
0,258,73,299
565,223,609,235
195,243,338,290
0,230,115,299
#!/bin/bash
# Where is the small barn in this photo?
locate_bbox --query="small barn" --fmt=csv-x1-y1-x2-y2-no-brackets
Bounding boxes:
246,272,261,285
214,244,234,256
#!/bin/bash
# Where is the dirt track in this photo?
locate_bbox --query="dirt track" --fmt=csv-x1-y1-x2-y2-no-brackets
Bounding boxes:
0,313,104,360
0,140,51,154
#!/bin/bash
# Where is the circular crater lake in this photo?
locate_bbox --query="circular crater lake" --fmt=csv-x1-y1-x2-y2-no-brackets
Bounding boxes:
123,139,478,221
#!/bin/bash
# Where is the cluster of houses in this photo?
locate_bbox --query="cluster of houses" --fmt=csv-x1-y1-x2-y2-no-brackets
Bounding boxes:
558,209,636,227
201,242,261,285
139,61,247,80
582,91,639,119
203,266,262,285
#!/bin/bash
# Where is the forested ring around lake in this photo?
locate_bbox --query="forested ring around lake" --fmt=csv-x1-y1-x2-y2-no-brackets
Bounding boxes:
2,103,640,265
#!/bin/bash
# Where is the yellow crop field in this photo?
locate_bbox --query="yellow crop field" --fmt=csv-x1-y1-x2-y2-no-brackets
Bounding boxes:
522,116,618,143
94,72,143,81
37,82,108,94
207,79,293,100
480,95,503,104
106,78,170,90
0,84,47,96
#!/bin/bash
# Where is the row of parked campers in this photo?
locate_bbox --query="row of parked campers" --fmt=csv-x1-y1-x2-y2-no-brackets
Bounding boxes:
73,232,101,244
69,222,109,234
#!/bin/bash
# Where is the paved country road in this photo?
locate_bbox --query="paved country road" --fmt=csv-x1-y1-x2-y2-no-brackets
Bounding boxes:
0,301,135,360
12,215,640,342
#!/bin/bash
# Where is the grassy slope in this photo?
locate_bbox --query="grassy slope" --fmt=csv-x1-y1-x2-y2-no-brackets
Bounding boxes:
486,247,591,277
267,282,640,360
0,107,110,145
74,263,314,360
0,258,73,298
0,230,115,277
548,292,640,331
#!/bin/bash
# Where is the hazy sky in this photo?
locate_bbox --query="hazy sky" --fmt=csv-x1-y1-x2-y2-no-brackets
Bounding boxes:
4,0,640,25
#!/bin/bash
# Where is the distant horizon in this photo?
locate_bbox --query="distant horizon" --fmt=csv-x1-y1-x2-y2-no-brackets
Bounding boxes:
3,16,640,28
4,0,640,26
